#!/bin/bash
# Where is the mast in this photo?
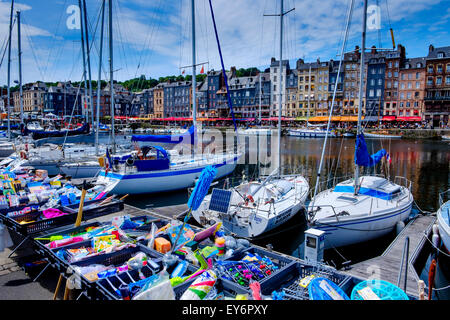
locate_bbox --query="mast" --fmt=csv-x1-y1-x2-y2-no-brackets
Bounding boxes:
17,10,23,126
96,0,105,155
78,0,88,124
191,0,197,127
306,65,311,128
6,0,14,140
258,73,262,124
82,0,95,131
109,0,115,152
354,0,368,195
277,0,283,177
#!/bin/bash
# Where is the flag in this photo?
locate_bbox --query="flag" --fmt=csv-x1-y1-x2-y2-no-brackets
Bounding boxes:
386,153,392,164
200,66,204,74
182,69,185,75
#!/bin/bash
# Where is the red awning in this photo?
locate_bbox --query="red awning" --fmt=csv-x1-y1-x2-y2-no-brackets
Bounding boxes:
396,116,422,122
382,116,396,121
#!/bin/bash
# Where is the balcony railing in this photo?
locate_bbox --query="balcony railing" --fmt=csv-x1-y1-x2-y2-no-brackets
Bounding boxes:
424,96,450,101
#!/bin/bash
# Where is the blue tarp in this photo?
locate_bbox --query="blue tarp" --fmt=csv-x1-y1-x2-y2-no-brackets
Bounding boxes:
131,126,196,144
355,133,387,167
333,185,393,200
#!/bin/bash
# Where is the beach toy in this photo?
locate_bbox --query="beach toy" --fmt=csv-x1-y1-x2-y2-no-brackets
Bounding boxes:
249,281,262,300
127,258,145,280
42,208,69,219
351,279,409,300
170,260,188,279
154,237,171,254
215,237,225,256
193,222,222,242
48,236,85,249
180,270,217,300
309,277,350,300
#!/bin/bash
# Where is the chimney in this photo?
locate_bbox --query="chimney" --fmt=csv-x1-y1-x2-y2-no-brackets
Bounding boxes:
230,66,237,78
371,45,377,54
429,44,435,53
271,57,276,64
317,58,320,64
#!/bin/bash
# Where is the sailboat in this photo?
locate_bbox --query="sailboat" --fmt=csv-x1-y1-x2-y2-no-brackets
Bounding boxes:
94,0,240,195
307,0,413,249
437,190,450,252
191,0,310,238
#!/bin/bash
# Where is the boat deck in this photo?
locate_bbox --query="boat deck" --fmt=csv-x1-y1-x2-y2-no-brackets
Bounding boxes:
341,214,436,298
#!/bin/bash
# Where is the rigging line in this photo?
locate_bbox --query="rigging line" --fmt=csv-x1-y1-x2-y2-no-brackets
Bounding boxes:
42,0,68,78
134,0,162,77
0,18,16,70
133,0,164,92
21,16,46,81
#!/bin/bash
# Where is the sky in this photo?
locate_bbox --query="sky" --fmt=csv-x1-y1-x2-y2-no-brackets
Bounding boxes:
0,0,449,87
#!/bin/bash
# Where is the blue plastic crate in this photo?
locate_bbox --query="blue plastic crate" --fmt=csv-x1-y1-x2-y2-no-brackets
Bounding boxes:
259,261,350,300
175,278,251,300
218,246,294,291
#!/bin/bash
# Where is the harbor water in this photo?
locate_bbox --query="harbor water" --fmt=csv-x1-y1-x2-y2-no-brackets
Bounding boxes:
109,133,450,268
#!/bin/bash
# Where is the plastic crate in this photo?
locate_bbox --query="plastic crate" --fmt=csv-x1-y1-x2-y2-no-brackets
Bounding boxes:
62,199,124,220
97,261,198,300
218,246,294,291
259,261,350,300
4,209,84,237
67,244,166,299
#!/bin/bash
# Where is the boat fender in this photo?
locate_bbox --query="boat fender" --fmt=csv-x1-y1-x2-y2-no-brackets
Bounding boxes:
432,234,440,250
396,221,405,235
432,224,440,237
20,150,27,160
428,259,437,300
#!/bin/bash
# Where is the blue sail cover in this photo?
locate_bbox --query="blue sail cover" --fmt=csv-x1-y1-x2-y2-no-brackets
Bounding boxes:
355,133,387,167
131,125,196,145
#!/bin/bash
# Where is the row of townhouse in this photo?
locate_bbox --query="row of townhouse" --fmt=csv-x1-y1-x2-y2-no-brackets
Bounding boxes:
2,43,448,126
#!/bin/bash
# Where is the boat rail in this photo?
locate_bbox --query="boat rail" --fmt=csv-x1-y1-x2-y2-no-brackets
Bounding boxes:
307,204,341,223
439,189,450,207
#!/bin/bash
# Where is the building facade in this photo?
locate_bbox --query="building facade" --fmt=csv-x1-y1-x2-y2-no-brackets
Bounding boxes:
424,45,450,127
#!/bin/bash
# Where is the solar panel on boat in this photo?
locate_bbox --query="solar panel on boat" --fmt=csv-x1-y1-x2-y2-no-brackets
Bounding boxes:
209,188,232,214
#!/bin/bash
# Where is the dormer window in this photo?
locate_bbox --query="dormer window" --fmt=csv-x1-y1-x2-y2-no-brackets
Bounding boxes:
437,52,444,58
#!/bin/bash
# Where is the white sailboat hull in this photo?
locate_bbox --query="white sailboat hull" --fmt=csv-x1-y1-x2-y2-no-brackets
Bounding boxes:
364,132,402,139
192,176,310,238
288,129,336,138
58,163,101,179
308,176,414,249
437,200,450,252
96,154,239,195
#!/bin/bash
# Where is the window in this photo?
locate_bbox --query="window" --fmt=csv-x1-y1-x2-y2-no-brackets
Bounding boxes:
394,71,399,77
437,52,444,58
427,77,433,85
376,89,381,97
416,72,420,80
388,72,392,78
401,83,405,89
428,65,434,73
416,82,420,89
378,79,383,85
447,64,450,72
408,74,413,80
437,65,443,73
401,74,405,80
447,76,450,85
369,90,374,97
370,79,375,86
388,62,392,68
407,92,412,99
436,77,442,85
408,82,412,89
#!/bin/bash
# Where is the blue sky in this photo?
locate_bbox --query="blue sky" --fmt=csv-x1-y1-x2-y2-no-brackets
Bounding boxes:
1,0,449,86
